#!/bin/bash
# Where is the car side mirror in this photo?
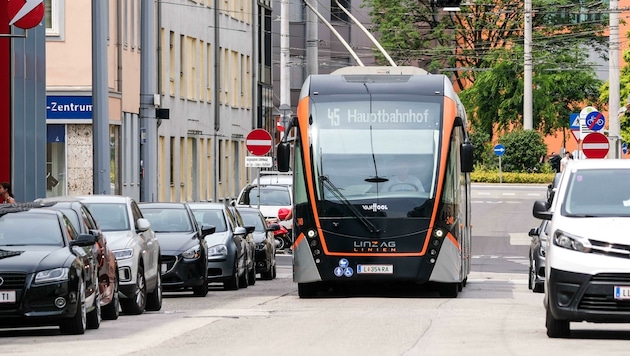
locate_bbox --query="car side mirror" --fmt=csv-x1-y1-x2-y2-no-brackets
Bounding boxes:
137,218,151,232
201,224,216,238
70,234,97,247
244,226,255,234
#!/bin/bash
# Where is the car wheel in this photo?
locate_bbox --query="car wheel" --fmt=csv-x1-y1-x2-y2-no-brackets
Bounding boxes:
146,267,163,311
193,275,209,297
239,260,249,288
101,276,120,320
248,261,256,285
546,307,570,338
120,265,146,315
261,263,273,280
224,259,239,291
528,260,534,290
86,289,101,330
59,278,87,335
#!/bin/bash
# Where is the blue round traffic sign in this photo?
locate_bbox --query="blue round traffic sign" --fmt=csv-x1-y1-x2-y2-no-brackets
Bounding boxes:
623,142,628,155
493,144,506,156
585,111,605,131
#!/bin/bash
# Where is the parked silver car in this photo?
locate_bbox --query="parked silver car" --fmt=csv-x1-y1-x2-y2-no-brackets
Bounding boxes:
74,195,162,315
527,219,548,293
188,202,255,290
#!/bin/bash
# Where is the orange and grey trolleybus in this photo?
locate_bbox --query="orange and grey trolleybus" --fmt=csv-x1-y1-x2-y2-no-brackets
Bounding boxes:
276,66,474,298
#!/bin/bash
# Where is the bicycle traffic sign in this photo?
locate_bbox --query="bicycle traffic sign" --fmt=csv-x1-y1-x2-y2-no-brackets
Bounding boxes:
584,111,605,131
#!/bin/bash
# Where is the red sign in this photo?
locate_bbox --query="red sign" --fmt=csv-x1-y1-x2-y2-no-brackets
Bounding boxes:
582,132,609,159
7,0,45,30
246,129,273,156
276,117,284,132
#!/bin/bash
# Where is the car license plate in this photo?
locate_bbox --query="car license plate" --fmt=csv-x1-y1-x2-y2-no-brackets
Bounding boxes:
614,286,630,300
357,264,393,274
0,290,16,303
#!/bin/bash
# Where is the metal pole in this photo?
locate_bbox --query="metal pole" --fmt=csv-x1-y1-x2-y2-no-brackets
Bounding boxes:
523,0,533,130
306,0,318,76
280,0,290,106
213,0,220,201
92,0,111,194
609,0,621,158
140,0,157,201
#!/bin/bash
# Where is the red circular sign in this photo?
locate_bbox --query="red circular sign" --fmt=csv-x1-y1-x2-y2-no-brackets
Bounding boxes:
582,132,609,159
246,129,273,156
7,0,45,30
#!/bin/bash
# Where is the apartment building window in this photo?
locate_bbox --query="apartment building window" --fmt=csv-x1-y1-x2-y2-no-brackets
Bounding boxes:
169,31,176,96
180,34,186,99
45,0,63,38
206,43,213,102
331,0,349,23
186,36,197,101
123,0,128,47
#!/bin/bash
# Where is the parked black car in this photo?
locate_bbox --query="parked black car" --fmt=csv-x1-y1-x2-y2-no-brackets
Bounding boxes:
36,198,120,320
236,206,279,280
0,203,100,334
138,202,214,297
188,202,255,290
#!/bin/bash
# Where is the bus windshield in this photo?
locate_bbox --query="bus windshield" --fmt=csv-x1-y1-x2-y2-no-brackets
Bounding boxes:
309,99,442,218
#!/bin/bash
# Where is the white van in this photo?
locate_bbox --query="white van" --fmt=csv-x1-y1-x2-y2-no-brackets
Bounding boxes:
533,159,630,338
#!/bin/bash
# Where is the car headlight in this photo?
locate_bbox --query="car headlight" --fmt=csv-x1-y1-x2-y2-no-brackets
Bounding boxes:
207,244,228,258
113,248,134,260
182,244,201,260
553,230,592,253
34,267,70,284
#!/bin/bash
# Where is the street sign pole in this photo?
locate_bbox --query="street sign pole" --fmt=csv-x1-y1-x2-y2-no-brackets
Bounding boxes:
493,144,506,183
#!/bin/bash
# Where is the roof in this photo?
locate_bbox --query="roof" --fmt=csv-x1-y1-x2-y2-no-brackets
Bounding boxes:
71,195,132,203
186,202,228,210
566,158,630,170
0,202,60,217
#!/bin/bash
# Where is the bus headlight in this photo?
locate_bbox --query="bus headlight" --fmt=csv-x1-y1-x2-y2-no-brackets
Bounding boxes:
307,229,317,238
433,228,445,239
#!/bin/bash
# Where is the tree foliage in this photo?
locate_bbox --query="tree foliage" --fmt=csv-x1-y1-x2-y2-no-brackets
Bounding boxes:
497,129,548,173
599,30,630,144
364,1,608,138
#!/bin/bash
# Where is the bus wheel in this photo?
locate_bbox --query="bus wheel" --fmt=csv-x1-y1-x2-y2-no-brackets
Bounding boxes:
437,283,459,298
298,282,319,298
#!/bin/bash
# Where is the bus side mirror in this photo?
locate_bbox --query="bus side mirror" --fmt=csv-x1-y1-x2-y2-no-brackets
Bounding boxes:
277,142,291,172
461,141,473,173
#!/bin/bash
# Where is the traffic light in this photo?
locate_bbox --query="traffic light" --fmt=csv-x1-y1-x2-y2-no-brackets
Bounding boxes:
431,0,462,7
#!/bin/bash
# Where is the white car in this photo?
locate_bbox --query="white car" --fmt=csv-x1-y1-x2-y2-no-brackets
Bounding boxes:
533,159,630,338
75,195,162,315
235,171,293,232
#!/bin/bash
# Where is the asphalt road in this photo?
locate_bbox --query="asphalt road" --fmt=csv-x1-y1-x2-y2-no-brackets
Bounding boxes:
3,184,630,355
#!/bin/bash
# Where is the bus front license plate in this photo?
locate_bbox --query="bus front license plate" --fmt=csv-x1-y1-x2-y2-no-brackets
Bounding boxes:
614,286,630,300
357,264,393,274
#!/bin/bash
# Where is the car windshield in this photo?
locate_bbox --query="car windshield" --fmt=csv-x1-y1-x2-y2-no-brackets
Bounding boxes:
0,214,64,246
562,168,630,217
83,203,131,231
140,207,194,233
239,211,265,232
191,209,228,232
239,185,291,206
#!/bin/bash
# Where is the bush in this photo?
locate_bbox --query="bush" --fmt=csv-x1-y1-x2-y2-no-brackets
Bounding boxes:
471,165,554,184
497,130,547,173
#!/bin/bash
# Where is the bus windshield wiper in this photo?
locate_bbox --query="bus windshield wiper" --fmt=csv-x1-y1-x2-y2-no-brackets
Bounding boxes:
319,175,380,233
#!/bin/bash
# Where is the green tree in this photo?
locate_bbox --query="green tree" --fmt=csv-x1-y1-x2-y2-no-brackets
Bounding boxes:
364,0,608,88
460,47,603,139
498,129,548,173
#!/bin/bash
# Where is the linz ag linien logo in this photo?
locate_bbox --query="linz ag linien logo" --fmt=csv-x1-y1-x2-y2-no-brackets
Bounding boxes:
361,203,388,212
353,240,396,253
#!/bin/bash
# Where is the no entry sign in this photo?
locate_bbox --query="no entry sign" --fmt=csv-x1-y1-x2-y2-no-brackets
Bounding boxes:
582,132,609,159
246,129,273,156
